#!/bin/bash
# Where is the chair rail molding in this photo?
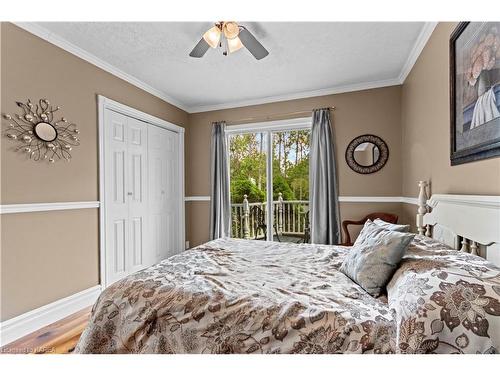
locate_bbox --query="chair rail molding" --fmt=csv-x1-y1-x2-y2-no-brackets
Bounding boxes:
338,196,418,204
184,196,420,204
185,196,211,201
0,201,100,214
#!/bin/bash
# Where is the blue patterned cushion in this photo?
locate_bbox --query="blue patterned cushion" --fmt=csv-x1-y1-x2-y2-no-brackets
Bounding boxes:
339,220,415,296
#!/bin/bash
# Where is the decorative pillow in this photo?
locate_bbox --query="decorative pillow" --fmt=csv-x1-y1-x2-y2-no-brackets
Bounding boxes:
373,218,410,232
339,220,415,297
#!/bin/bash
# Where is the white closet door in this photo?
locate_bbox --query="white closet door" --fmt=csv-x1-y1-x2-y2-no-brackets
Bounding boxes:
164,129,180,258
103,103,182,286
104,110,130,285
148,125,179,264
127,117,148,273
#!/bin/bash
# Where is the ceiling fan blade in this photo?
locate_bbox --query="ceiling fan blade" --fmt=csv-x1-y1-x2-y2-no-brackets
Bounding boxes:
189,38,210,58
238,27,269,60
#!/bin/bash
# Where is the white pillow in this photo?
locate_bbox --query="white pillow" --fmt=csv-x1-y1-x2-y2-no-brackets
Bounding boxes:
373,218,410,233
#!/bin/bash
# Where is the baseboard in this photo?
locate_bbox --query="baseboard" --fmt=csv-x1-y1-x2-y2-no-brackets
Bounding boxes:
0,285,102,346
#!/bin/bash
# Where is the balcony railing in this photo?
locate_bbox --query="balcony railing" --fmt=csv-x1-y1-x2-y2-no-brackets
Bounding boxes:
231,193,309,240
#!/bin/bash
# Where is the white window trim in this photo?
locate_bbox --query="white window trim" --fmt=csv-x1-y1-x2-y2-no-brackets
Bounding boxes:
225,117,312,134
226,117,312,241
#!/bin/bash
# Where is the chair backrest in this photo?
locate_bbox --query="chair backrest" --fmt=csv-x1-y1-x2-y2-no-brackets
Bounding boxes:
341,212,398,246
364,212,398,224
250,205,266,226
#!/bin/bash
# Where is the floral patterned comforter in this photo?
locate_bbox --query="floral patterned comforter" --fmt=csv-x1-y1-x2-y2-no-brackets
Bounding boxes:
75,236,500,354
387,236,500,354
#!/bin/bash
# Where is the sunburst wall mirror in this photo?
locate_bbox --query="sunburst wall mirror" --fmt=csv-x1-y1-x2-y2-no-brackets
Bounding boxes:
2,99,80,163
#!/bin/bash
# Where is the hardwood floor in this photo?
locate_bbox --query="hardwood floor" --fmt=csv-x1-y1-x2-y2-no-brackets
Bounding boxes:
1,306,92,354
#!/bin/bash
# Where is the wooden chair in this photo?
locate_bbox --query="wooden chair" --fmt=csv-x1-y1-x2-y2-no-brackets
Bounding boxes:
250,205,281,242
302,210,310,243
341,212,398,246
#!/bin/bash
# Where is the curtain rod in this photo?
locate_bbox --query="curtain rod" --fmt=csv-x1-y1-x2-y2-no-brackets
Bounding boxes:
225,106,335,126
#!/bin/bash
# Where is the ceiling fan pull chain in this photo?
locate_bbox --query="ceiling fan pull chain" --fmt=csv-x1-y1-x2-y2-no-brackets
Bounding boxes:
223,35,228,56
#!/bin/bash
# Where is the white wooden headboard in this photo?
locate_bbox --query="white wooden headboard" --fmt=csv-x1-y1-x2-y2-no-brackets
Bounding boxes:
416,181,500,267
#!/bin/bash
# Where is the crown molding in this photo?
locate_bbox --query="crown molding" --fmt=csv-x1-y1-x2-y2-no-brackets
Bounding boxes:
187,78,401,113
398,22,437,83
13,22,436,114
13,22,190,113
187,22,437,113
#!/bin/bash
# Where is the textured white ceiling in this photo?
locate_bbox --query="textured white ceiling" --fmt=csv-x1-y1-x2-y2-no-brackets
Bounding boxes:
34,22,426,112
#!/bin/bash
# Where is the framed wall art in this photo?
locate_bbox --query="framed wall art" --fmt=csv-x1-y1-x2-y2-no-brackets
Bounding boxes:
450,22,500,165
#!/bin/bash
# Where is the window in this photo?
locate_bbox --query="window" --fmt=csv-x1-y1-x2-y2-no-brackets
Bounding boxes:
227,118,311,243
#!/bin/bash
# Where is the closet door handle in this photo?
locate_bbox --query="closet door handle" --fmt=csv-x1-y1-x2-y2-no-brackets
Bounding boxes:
127,192,133,196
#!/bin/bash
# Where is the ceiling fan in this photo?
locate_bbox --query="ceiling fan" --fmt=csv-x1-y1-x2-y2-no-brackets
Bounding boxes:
189,22,269,60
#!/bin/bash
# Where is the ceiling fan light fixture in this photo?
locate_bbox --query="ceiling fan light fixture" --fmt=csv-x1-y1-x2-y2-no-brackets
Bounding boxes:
203,25,221,48
227,36,243,53
223,22,240,39
190,21,268,59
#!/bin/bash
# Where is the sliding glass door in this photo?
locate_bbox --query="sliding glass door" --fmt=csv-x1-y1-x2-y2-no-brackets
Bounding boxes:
228,118,311,243
229,132,268,240
272,129,311,243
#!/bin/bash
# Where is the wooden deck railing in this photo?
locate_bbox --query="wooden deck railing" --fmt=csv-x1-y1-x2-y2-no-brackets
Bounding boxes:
231,193,309,239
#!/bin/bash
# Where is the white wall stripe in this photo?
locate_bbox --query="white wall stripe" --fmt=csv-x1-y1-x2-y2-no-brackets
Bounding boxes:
339,196,402,203
0,201,100,214
185,196,211,202
339,196,419,204
400,197,419,205
184,196,420,205
0,197,419,212
0,285,102,346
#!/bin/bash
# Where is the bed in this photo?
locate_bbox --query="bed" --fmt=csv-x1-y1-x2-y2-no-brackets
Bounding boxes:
75,184,500,354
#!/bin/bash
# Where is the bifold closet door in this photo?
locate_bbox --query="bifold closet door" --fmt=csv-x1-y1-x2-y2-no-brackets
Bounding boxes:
127,117,148,274
148,125,180,264
104,109,148,285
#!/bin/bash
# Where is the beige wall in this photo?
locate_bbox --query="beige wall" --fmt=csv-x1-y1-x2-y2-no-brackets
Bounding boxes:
1,210,99,319
6,21,500,321
186,86,404,247
401,22,500,198
0,23,188,320
400,22,500,231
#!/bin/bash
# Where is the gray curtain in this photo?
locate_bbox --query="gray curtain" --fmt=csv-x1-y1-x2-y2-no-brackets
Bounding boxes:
309,108,340,245
209,121,231,240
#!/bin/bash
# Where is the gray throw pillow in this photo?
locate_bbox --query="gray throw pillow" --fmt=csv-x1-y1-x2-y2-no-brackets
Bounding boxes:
373,218,410,232
339,220,415,296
